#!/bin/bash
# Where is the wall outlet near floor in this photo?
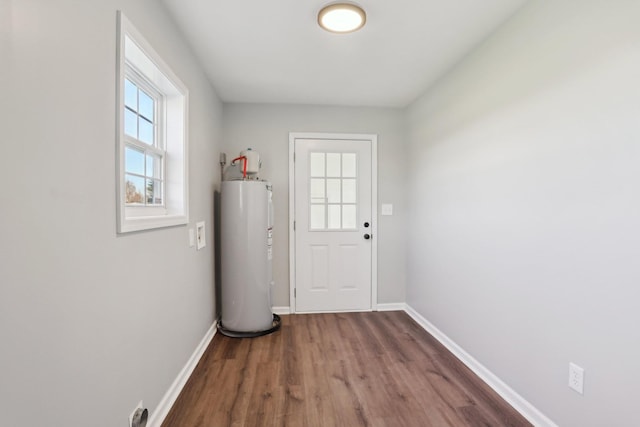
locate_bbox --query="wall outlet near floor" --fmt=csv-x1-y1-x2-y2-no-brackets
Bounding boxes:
569,362,584,394
129,401,144,427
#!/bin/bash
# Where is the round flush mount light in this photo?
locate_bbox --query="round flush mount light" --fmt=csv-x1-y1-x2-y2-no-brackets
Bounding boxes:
318,3,366,33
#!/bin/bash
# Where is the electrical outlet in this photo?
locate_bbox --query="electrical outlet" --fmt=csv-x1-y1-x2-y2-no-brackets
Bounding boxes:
196,221,206,250
129,401,143,427
569,362,584,394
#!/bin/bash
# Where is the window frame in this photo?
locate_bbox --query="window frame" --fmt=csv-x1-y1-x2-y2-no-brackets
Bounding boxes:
116,11,189,233
123,69,166,211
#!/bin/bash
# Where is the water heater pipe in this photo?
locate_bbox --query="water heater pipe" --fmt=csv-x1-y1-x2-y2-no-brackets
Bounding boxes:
231,156,248,179
219,152,226,182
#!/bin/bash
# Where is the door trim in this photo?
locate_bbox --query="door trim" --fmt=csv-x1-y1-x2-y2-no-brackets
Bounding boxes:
288,132,378,314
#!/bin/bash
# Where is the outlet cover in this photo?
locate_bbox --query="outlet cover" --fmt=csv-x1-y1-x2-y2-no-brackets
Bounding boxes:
569,362,584,394
196,221,206,250
129,401,143,427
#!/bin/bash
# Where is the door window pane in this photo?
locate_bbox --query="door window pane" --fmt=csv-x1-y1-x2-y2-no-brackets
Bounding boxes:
307,151,361,230
326,153,341,177
342,179,356,203
310,205,325,230
342,153,356,177
310,153,325,177
327,205,341,229
342,205,357,229
310,178,325,201
326,179,341,203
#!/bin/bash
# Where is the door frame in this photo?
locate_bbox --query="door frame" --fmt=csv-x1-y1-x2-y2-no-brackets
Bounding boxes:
288,132,378,314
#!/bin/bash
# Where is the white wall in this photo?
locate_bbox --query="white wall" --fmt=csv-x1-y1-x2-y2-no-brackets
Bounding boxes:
0,1,222,426
405,1,640,425
222,104,407,308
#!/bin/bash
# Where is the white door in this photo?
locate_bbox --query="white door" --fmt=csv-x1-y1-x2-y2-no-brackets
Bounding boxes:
290,134,376,312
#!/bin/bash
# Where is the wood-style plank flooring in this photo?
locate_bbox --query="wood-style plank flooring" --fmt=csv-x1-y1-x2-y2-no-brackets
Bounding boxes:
162,311,531,427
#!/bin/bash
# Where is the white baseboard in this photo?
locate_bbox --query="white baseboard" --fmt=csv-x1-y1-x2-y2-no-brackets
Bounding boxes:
404,305,557,427
272,306,291,315
282,304,406,314
148,321,217,427
376,302,407,311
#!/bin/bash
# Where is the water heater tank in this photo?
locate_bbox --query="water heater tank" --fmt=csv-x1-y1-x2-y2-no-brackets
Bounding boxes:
220,180,275,334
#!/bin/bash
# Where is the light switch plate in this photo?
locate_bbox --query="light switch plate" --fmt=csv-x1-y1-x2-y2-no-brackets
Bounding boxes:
196,221,206,250
381,204,393,216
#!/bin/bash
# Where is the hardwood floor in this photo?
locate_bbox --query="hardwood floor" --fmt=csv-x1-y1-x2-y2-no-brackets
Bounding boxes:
162,311,531,427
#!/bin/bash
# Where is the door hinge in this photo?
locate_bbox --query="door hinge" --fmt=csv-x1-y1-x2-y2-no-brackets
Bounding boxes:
294,288,296,297
293,152,295,161
293,220,296,231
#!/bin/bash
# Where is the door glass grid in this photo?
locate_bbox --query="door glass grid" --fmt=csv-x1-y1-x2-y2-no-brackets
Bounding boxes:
309,152,357,230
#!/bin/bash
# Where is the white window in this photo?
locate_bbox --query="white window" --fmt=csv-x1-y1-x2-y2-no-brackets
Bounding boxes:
116,12,188,233
308,151,358,230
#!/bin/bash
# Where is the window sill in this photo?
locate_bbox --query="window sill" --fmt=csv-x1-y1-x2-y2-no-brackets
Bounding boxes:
118,214,188,233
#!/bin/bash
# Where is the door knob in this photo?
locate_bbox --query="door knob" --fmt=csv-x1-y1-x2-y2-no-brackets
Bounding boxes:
364,234,371,240
364,222,370,228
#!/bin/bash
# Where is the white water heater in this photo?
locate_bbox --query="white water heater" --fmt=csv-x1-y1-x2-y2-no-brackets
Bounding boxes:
219,180,277,336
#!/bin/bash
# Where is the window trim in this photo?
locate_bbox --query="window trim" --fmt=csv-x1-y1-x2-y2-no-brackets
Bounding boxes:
116,11,189,233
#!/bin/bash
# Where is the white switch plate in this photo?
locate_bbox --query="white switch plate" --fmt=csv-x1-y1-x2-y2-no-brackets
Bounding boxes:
188,228,195,247
196,221,206,250
381,204,393,216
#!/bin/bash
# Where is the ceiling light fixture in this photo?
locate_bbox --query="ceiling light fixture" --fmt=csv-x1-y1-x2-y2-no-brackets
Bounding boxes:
318,3,366,34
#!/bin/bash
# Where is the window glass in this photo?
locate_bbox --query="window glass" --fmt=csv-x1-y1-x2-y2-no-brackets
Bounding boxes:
138,117,153,145
342,205,356,229
310,205,325,230
310,153,325,177
124,109,138,138
326,179,341,203
342,179,356,203
308,151,358,231
145,179,162,205
125,174,145,204
124,79,137,110
342,153,356,177
138,90,154,120
125,147,144,175
310,178,325,201
123,72,162,206
326,153,341,177
327,205,341,229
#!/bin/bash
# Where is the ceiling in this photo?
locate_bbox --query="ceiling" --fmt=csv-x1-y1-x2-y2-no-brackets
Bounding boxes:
161,0,528,108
